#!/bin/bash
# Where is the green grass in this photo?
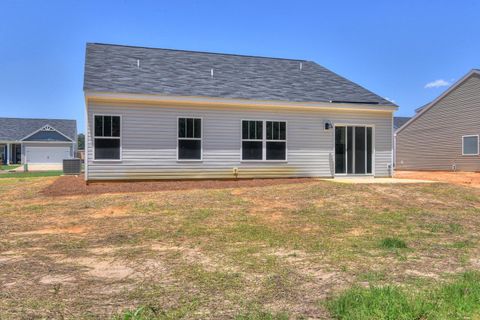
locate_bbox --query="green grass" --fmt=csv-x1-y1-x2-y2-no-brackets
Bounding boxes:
326,271,480,320
113,302,199,320
0,170,63,178
114,306,290,320
235,310,290,320
0,164,20,170
380,237,407,249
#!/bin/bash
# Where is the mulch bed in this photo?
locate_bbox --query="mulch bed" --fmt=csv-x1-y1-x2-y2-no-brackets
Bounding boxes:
41,175,316,197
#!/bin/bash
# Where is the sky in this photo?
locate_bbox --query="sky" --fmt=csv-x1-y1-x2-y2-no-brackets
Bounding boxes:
0,0,479,133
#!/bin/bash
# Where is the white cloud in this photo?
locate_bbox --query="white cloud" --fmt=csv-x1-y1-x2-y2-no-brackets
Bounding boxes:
385,97,396,103
424,79,451,89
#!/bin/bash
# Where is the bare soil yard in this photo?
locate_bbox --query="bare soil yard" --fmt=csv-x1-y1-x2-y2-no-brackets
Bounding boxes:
1,176,479,319
396,170,480,188
42,175,315,196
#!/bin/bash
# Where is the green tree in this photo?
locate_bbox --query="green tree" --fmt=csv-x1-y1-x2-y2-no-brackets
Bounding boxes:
77,133,85,150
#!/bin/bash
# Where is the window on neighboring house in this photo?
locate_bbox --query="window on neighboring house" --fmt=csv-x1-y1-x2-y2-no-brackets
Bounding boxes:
178,118,202,160
242,120,287,161
462,135,479,155
94,115,121,160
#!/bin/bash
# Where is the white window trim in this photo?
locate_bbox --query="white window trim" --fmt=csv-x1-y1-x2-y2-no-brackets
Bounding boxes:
240,119,288,162
462,135,479,156
92,114,122,162
176,116,203,162
333,124,375,176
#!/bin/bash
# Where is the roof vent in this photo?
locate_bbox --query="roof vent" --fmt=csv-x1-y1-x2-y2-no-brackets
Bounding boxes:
299,62,303,70
136,59,140,69
210,68,214,78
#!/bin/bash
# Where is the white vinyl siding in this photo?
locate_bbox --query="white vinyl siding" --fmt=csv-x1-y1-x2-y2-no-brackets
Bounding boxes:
86,103,393,180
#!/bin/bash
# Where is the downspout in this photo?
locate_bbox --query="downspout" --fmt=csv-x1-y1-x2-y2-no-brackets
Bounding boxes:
84,94,89,182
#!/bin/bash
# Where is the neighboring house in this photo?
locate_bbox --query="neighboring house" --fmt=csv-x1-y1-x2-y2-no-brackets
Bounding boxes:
394,117,411,131
396,69,480,171
83,43,397,181
0,118,77,165
392,116,411,167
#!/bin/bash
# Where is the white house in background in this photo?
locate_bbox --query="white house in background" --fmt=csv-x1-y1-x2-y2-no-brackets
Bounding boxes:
0,118,77,166
83,43,397,181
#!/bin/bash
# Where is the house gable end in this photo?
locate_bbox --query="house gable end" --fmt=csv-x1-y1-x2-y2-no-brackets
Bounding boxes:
22,125,73,142
397,70,480,135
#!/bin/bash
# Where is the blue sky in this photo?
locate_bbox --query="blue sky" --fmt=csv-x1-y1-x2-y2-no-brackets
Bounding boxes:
1,0,479,133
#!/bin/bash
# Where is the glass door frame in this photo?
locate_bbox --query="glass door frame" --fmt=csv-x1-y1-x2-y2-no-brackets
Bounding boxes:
333,124,375,176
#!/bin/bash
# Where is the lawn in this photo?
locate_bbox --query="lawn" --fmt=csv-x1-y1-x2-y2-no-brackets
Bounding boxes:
0,170,63,179
0,177,479,319
0,164,20,171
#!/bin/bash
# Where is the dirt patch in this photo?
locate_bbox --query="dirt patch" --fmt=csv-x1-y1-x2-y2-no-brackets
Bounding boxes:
151,244,220,271
404,270,440,279
41,175,315,197
61,257,135,280
395,171,480,188
91,206,130,218
0,252,22,263
39,274,76,285
12,226,87,236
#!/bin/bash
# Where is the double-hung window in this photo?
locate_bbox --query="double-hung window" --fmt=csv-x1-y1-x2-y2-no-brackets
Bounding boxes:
178,118,202,160
266,121,287,160
94,115,121,160
242,120,263,160
462,135,479,155
242,120,287,161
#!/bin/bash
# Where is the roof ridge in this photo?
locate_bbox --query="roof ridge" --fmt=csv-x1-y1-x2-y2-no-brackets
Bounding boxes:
88,42,308,62
0,117,76,122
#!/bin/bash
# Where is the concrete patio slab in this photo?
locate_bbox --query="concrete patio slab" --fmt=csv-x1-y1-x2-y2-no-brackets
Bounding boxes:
321,177,437,184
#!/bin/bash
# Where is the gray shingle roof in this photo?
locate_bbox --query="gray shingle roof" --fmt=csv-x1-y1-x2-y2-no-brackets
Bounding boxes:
84,43,395,106
414,103,430,113
393,117,411,130
0,118,77,142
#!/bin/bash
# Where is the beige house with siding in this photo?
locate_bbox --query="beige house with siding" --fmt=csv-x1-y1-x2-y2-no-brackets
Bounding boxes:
83,43,397,181
396,69,480,172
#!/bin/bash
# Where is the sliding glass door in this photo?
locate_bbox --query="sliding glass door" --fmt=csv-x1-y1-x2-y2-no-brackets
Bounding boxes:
335,126,373,175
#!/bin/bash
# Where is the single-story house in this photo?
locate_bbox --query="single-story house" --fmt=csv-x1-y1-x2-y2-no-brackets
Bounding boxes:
0,117,77,165
83,43,397,181
396,69,480,171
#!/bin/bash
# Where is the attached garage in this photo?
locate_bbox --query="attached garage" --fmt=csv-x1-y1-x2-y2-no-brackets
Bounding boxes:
25,146,72,164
